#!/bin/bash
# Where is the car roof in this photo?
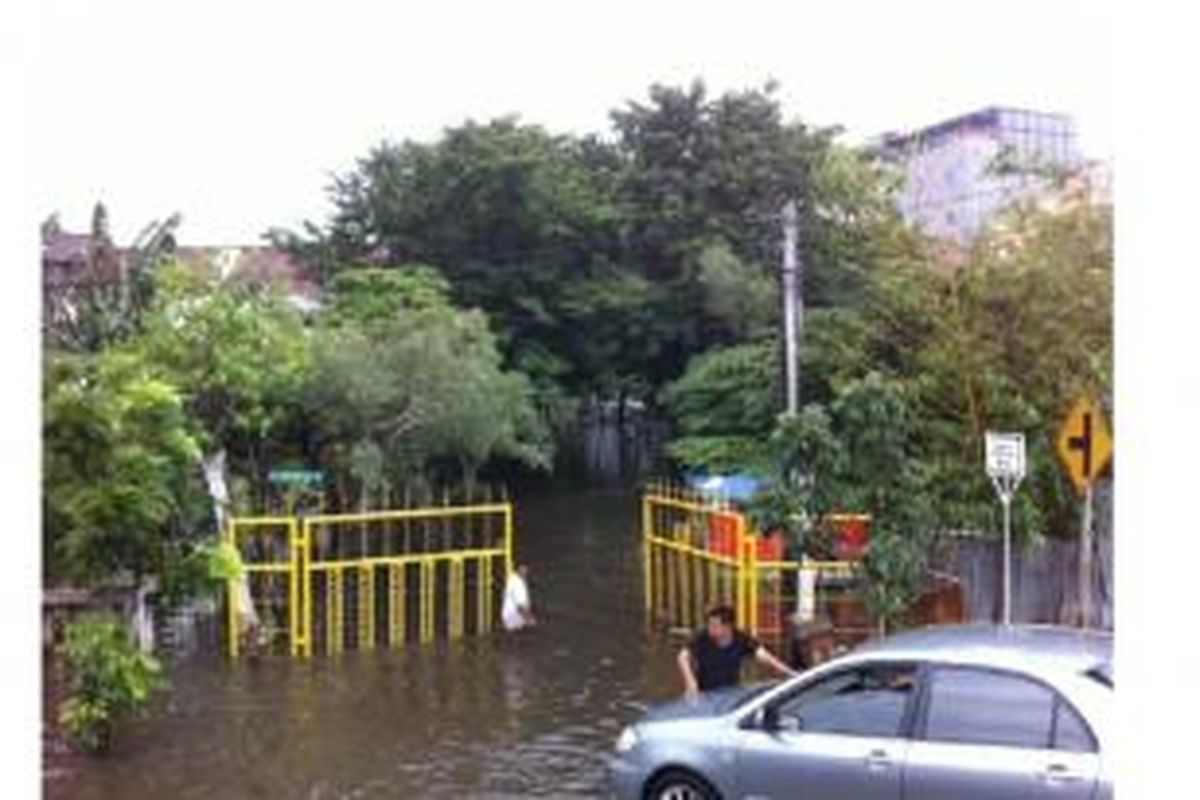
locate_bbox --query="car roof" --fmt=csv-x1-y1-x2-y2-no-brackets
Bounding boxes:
848,624,1112,679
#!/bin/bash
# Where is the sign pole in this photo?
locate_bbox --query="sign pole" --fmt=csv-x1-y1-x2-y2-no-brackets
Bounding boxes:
986,432,1025,627
1002,489,1013,626
1079,481,1094,628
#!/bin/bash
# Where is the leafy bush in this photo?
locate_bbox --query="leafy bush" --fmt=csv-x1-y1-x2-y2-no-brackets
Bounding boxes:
57,616,163,753
753,374,936,632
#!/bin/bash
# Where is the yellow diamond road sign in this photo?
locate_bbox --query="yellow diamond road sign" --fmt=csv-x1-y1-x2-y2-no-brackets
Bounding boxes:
1055,396,1113,496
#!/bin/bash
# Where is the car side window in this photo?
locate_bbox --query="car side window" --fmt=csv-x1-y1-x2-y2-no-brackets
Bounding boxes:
923,667,1054,749
1053,697,1097,753
773,663,918,738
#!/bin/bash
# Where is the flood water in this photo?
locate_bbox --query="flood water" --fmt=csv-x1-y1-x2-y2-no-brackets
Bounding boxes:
47,488,686,799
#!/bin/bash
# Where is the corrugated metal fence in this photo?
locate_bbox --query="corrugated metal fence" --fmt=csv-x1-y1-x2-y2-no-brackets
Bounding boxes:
932,481,1113,629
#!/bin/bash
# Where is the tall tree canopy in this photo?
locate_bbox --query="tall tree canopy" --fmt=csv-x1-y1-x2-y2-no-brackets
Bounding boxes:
295,81,882,417
304,266,552,502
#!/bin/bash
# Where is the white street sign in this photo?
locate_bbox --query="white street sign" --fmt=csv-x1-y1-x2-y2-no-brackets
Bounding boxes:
986,432,1026,481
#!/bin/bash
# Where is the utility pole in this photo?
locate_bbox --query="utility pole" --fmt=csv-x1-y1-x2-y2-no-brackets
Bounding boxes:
781,199,802,416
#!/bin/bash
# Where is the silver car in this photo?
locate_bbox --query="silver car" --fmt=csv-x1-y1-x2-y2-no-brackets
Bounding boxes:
611,624,1112,800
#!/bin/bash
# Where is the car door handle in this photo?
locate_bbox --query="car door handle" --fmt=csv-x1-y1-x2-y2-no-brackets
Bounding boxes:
1040,763,1082,784
864,748,893,770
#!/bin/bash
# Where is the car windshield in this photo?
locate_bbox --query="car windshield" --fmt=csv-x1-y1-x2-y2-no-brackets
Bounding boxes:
725,682,775,712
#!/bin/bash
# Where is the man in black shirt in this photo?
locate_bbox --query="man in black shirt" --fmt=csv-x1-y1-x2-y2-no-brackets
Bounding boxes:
678,605,797,698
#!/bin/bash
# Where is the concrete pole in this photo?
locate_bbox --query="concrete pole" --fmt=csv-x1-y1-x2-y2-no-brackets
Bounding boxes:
781,200,801,415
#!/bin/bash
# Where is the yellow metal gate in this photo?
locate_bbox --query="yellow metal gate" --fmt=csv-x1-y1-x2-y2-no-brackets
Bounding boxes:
642,483,858,640
226,501,513,658
642,482,750,633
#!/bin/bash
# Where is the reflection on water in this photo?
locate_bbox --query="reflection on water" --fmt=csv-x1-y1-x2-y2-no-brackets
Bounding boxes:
47,488,683,799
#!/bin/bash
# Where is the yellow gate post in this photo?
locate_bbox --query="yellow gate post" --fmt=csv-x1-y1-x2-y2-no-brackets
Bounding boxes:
503,504,514,580
389,563,405,647
302,522,313,657
448,557,464,639
642,492,652,615
745,533,760,636
734,514,747,633
288,518,300,657
358,564,375,651
420,560,435,643
481,556,494,634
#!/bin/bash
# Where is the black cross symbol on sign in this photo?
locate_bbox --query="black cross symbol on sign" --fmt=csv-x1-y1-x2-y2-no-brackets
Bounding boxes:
1067,412,1093,477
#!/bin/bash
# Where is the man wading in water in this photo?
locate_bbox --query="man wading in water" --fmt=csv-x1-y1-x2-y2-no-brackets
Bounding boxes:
678,604,796,698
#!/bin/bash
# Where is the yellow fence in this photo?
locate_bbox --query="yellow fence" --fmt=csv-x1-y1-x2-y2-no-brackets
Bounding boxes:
227,502,514,658
642,483,858,640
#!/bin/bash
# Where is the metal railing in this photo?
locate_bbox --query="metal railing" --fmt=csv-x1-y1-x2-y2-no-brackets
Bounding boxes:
226,502,514,658
642,483,860,640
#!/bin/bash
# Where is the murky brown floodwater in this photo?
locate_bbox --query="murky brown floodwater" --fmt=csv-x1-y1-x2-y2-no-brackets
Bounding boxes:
47,488,684,799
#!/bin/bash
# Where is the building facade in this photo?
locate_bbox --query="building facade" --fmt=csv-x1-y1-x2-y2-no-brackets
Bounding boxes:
878,107,1083,242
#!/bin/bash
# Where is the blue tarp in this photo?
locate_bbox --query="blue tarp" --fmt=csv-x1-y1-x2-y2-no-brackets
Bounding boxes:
685,473,763,503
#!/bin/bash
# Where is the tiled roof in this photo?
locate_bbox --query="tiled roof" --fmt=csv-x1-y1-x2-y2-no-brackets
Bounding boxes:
42,232,91,264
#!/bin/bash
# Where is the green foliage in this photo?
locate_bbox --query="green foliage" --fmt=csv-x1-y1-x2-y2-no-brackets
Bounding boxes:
57,616,163,753
662,341,778,473
747,406,838,546
831,376,935,631
557,269,659,399
695,240,777,340
860,194,1114,539
43,349,204,583
324,265,452,325
156,539,245,608
297,81,879,413
752,375,935,631
129,264,312,452
321,118,624,398
306,298,552,495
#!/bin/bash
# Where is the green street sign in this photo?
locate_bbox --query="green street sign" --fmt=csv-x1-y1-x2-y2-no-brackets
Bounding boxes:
268,469,326,488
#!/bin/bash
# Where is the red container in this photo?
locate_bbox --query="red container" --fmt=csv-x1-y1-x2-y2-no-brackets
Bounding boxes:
830,515,870,560
708,513,740,557
756,534,784,562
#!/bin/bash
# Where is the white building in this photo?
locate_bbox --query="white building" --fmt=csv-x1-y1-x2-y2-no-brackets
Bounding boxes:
877,107,1083,242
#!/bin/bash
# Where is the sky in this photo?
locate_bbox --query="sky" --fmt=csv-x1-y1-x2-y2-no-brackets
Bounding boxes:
39,0,1112,245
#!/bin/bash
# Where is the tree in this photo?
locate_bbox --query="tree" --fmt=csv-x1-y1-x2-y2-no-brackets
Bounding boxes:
662,341,779,474
695,239,777,340
855,188,1114,540
323,264,452,325
287,80,907,431
43,349,204,584
753,374,936,632
556,268,660,401
611,81,832,387
305,271,552,502
317,118,625,398
123,264,312,516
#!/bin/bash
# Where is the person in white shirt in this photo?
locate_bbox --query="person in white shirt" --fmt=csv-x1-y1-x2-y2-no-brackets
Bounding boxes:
501,564,536,631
